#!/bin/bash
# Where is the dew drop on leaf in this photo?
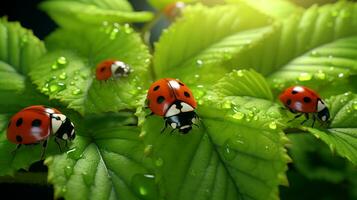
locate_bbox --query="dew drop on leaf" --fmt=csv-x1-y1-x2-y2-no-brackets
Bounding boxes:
64,166,72,178
222,142,237,161
298,72,312,81
69,81,75,85
269,121,277,130
59,72,67,80
57,56,67,65
72,88,82,95
131,173,158,200
237,70,244,77
338,73,344,78
196,59,203,67
144,145,153,156
315,70,326,80
109,28,119,40
353,101,357,110
232,112,244,120
155,158,163,167
49,82,66,94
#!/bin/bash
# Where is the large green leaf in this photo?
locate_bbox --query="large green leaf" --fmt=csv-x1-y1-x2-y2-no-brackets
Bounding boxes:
140,70,290,200
231,2,357,76
30,24,151,114
303,93,357,165
46,113,156,200
0,19,47,113
227,0,303,19
153,3,272,85
268,36,357,97
40,0,153,29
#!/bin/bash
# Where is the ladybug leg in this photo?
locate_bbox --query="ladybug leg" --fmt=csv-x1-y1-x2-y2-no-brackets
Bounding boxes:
54,137,63,152
145,112,154,118
160,121,168,134
170,128,176,134
300,113,310,125
311,115,316,128
11,144,22,155
288,113,303,122
40,139,49,160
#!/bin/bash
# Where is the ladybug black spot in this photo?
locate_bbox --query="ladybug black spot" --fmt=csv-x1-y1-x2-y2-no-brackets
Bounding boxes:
184,91,190,98
179,82,184,86
16,118,23,127
100,67,106,72
153,85,160,91
157,96,165,104
291,90,298,94
303,97,312,103
16,135,22,142
286,99,292,105
32,119,42,127
114,67,125,75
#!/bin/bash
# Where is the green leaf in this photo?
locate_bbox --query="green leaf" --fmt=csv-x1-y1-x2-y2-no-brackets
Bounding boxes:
140,72,290,200
212,69,273,101
153,4,272,85
227,0,303,19
268,36,357,97
304,93,357,165
148,0,196,10
30,24,151,114
287,134,349,183
40,0,153,29
0,18,47,113
46,113,156,200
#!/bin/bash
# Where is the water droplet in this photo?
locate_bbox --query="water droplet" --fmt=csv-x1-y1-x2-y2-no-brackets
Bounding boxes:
109,28,119,40
194,74,200,78
144,145,153,156
310,51,319,57
59,72,67,80
155,158,163,167
61,186,67,193
82,171,92,186
248,110,254,117
315,70,326,80
223,142,236,161
298,72,312,81
338,73,344,78
232,112,244,120
196,59,203,67
269,121,277,130
65,165,72,178
237,70,244,77
72,88,82,95
41,83,49,93
124,24,133,34
49,82,66,94
353,101,357,110
70,81,75,85
222,101,231,109
131,173,158,200
57,56,67,65
268,111,279,118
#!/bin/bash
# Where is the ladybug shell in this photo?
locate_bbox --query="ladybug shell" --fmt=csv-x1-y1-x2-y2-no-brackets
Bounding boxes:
147,78,197,116
7,106,61,144
96,60,114,80
163,2,185,18
279,86,320,113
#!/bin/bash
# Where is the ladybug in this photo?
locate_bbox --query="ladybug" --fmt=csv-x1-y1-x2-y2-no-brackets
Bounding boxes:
279,86,330,126
6,105,75,158
95,59,132,81
147,78,198,134
163,1,186,20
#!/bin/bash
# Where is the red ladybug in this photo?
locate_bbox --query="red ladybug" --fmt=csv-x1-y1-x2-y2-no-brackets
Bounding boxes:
7,105,75,158
147,78,198,134
96,59,132,81
279,86,330,126
163,2,186,20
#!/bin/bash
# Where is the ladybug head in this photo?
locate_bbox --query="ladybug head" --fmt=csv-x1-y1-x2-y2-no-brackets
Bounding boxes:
316,99,330,122
51,114,75,141
165,111,198,134
111,61,132,78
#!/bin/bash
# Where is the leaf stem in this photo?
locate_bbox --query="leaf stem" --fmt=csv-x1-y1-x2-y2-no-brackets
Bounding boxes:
0,172,48,185
141,12,163,49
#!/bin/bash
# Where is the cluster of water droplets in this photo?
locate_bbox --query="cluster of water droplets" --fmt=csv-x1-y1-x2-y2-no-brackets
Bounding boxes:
101,21,133,40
